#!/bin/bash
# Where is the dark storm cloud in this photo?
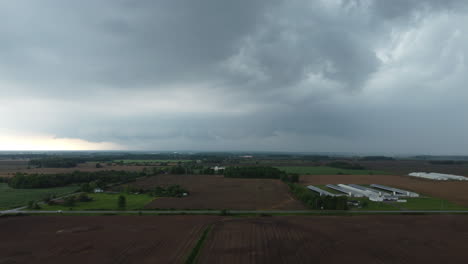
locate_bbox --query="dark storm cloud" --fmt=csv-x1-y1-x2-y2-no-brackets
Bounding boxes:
0,0,273,93
369,0,466,19
1,0,468,153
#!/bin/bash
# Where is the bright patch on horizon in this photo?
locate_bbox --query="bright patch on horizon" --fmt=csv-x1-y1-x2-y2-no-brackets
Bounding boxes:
0,133,123,151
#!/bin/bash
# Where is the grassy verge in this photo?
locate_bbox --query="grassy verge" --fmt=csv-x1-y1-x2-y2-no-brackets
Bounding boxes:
398,197,466,210
349,197,466,211
37,193,156,211
0,183,79,210
185,225,213,264
276,166,388,175
349,198,400,211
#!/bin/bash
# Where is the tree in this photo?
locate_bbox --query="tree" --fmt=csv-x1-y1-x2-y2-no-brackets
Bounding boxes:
80,182,92,193
77,193,92,202
95,163,103,168
27,200,41,209
289,173,300,183
118,195,126,209
64,196,76,207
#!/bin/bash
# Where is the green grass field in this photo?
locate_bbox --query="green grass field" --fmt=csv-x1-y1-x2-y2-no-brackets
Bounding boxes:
38,193,156,211
276,166,388,175
113,159,192,164
349,197,466,211
0,183,79,210
397,197,466,210
350,198,400,211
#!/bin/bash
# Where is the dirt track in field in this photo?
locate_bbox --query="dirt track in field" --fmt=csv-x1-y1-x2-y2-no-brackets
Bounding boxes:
301,174,468,207
199,215,468,264
128,174,306,210
0,215,219,264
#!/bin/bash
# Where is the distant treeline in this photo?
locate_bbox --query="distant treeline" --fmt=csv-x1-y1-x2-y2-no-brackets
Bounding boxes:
428,160,468,165
224,166,285,179
360,156,395,161
412,155,468,161
6,170,146,189
289,184,348,210
224,166,299,182
327,161,365,170
29,157,87,168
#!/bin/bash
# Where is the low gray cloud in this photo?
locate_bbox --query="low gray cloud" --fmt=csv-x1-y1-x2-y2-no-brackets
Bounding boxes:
1,0,468,154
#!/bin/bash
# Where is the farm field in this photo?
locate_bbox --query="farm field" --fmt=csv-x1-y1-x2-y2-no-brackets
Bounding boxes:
125,174,305,210
301,174,468,207
0,162,161,178
359,160,468,176
0,215,219,264
38,193,156,211
0,159,29,172
198,215,468,263
276,166,388,175
0,183,79,210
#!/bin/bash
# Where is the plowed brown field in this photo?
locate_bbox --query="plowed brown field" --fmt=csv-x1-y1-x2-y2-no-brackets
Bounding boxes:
301,174,468,207
129,174,305,210
0,162,160,178
0,215,219,264
199,215,468,264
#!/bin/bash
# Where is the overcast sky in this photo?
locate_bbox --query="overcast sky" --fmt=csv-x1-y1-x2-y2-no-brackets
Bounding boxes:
1,0,468,154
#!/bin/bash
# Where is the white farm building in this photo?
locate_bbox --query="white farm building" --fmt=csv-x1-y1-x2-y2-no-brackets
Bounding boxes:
409,172,468,181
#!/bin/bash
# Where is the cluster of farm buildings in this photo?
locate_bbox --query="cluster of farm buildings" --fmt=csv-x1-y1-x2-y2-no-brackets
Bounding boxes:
307,184,419,202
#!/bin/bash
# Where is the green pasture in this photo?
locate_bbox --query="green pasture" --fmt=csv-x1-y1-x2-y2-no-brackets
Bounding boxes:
0,183,79,210
38,193,155,211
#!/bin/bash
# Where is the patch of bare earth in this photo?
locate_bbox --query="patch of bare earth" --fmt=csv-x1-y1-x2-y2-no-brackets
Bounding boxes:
199,215,468,264
0,215,219,264
127,174,306,210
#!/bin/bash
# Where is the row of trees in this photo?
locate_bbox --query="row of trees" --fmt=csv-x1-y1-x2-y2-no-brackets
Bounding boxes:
118,184,188,198
224,166,286,179
7,170,145,189
327,161,365,170
223,166,299,183
29,157,87,168
288,184,348,210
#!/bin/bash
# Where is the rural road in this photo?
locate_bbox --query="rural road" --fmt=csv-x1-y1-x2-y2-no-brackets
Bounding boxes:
3,209,468,215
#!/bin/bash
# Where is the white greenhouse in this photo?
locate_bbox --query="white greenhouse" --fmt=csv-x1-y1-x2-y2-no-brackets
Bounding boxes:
409,172,468,181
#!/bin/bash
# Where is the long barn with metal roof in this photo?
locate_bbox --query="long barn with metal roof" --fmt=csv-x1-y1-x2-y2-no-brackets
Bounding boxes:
306,186,338,197
370,184,419,197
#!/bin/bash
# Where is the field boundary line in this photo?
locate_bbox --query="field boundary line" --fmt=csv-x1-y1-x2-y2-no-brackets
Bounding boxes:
184,224,213,264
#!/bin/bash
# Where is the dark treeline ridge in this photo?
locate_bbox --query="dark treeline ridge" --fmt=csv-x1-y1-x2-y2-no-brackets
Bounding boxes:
6,170,147,189
119,184,188,198
288,184,348,210
29,157,87,168
224,166,286,179
224,166,299,182
428,160,468,165
327,161,365,170
360,156,395,161
411,155,468,161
